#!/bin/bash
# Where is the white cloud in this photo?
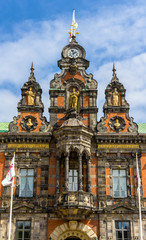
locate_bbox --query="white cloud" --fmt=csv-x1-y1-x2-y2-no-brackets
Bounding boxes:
0,90,18,122
1,1,146,123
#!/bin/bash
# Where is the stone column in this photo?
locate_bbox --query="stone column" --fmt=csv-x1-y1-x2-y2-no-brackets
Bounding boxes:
56,156,60,193
65,153,69,191
87,156,91,192
78,154,83,191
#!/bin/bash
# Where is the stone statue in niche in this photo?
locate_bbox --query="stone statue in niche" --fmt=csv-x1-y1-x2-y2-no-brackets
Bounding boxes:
70,88,79,108
112,88,119,106
25,87,36,106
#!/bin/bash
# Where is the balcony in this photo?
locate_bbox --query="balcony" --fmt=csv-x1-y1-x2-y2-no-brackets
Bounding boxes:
54,191,96,219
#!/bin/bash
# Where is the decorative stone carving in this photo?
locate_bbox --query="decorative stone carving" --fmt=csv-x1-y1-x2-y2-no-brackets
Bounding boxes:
97,117,107,133
69,194,76,202
50,72,64,89
21,116,38,131
39,117,53,132
50,221,97,240
69,63,78,75
109,116,126,132
128,116,138,133
9,116,19,133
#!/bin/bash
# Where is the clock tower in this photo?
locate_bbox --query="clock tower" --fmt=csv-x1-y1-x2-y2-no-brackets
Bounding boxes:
49,34,98,130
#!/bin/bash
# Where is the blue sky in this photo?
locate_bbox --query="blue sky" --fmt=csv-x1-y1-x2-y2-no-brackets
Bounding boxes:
0,0,146,123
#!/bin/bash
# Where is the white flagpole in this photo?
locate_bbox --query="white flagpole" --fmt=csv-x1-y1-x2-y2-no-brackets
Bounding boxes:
136,152,143,240
8,152,15,240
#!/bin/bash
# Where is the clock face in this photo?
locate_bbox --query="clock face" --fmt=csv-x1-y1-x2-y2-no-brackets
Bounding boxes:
68,49,79,58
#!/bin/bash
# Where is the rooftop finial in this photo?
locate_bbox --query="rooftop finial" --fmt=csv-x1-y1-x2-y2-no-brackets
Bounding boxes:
28,62,36,81
112,63,116,78
31,62,34,73
69,9,79,40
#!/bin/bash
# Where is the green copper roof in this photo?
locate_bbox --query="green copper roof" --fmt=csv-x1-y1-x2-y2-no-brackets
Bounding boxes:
0,122,146,133
0,122,9,132
137,123,146,133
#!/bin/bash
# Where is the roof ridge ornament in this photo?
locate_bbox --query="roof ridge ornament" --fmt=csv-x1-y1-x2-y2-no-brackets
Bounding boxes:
68,9,79,41
28,62,36,82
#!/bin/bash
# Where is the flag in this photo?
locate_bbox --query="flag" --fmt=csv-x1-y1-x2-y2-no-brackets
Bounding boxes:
2,155,15,186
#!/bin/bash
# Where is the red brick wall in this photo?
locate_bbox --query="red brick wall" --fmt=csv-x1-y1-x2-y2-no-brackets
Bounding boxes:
83,96,89,107
91,154,98,195
36,167,41,195
141,153,146,198
47,220,66,238
57,96,64,107
130,167,135,196
48,153,56,196
105,168,110,196
61,72,85,83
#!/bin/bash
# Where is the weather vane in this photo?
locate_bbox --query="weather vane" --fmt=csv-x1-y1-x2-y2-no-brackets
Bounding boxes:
69,9,79,39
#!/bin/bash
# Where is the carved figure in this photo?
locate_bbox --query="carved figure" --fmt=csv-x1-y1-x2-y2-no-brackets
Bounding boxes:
114,119,120,129
26,118,33,128
112,88,119,106
26,87,35,106
70,88,79,108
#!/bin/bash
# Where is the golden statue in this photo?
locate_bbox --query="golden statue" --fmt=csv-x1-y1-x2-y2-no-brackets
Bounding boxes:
112,88,119,106
26,118,33,128
114,119,120,129
26,87,35,106
70,88,79,108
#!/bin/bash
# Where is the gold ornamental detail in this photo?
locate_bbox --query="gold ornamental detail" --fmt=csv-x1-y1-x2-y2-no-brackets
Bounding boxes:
98,144,139,149
8,143,49,149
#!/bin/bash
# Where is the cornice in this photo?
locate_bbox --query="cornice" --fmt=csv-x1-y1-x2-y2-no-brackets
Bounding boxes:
0,132,52,143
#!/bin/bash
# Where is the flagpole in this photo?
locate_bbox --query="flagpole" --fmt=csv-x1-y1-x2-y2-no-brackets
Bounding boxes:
8,152,15,240
136,152,143,240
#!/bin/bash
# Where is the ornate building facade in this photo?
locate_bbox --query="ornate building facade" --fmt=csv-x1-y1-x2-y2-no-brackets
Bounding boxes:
0,29,146,240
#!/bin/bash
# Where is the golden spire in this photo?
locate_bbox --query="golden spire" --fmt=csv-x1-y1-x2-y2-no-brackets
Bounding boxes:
69,9,79,38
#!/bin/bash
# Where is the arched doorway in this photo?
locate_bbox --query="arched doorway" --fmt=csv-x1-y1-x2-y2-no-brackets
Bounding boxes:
65,237,81,240
50,221,97,240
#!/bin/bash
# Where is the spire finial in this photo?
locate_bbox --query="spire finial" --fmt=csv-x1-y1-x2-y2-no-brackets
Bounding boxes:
28,62,36,82
68,9,79,40
31,62,34,73
112,63,116,77
111,63,119,82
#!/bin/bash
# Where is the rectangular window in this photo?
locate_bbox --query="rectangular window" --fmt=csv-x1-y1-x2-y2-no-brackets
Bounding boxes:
69,169,78,191
115,221,130,240
113,170,127,198
19,169,34,197
15,221,31,240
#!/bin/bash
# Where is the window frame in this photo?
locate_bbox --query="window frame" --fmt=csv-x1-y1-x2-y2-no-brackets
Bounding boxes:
115,221,131,240
19,169,34,198
112,169,127,198
15,220,31,240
